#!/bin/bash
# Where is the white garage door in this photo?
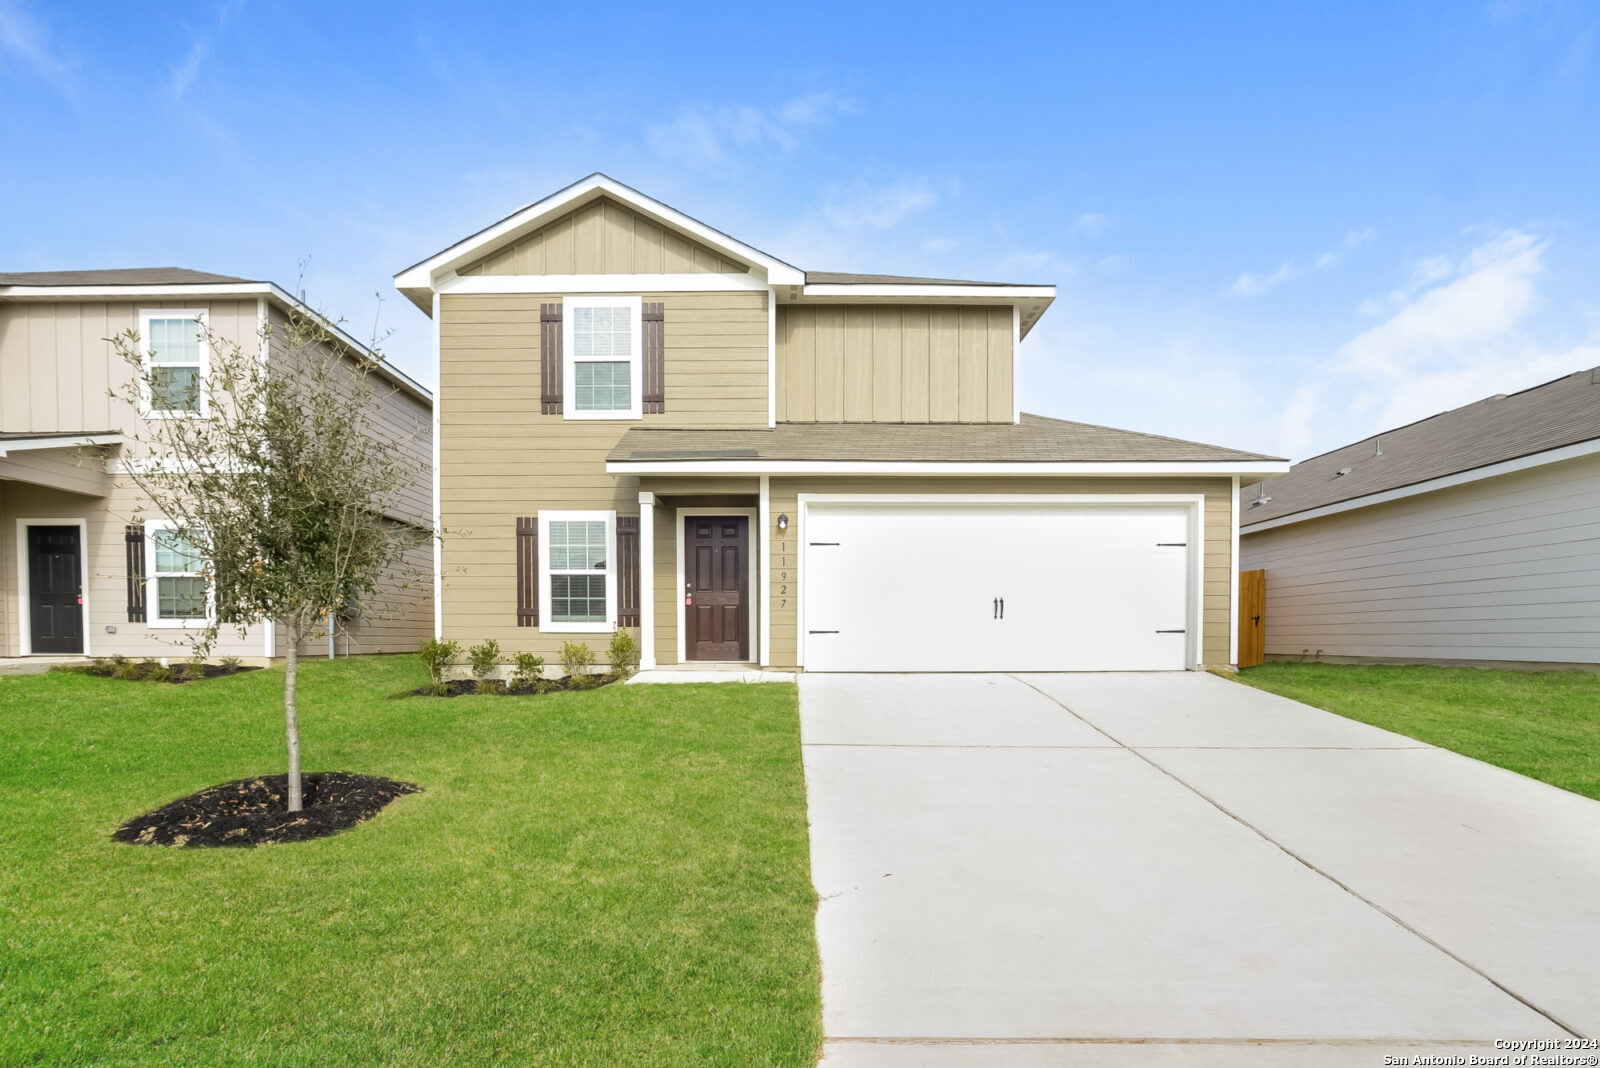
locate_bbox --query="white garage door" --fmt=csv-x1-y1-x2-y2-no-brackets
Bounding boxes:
802,502,1193,672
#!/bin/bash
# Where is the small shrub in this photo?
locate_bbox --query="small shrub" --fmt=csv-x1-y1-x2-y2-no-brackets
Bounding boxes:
418,637,461,687
181,657,207,681
560,640,596,686
474,678,505,695
429,681,451,698
467,639,501,682
220,656,243,671
607,628,640,681
113,658,145,681
145,661,177,684
511,652,546,691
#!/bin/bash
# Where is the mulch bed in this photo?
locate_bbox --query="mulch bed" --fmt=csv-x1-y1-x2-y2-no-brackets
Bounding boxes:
69,662,262,684
113,772,420,848
408,676,616,697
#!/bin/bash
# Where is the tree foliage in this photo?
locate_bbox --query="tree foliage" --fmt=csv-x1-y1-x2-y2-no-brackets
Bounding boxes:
111,307,433,810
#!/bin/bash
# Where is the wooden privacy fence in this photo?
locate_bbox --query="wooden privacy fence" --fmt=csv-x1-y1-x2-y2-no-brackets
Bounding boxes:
1238,569,1266,668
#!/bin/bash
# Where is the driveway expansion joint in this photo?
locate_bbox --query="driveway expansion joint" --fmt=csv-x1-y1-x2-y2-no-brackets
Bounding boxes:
1004,672,1585,1041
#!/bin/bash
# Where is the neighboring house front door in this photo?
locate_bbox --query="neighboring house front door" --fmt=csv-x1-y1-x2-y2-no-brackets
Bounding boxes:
28,525,83,654
686,516,749,661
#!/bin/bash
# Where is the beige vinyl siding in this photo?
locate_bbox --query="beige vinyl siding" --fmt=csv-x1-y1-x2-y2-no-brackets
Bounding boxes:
0,479,268,659
457,196,750,277
777,304,1014,424
1241,452,1600,666
438,290,767,659
265,306,432,528
762,477,1234,670
0,299,258,436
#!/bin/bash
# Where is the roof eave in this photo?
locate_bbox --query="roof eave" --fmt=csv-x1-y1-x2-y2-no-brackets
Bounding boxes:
607,459,1293,477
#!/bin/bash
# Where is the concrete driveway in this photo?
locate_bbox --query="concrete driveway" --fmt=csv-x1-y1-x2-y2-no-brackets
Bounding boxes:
800,672,1600,1066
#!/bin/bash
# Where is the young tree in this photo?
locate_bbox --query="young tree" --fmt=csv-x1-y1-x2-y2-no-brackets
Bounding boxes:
112,308,433,811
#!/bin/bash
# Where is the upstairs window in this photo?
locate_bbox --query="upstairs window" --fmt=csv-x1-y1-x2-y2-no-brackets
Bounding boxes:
139,309,209,417
563,296,641,420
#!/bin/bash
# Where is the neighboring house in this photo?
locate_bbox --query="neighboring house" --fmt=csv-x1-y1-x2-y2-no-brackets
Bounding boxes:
1240,367,1600,668
0,268,433,661
395,174,1287,673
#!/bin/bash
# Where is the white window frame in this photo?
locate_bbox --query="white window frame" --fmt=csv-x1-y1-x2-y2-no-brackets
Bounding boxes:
145,520,214,629
138,308,210,418
561,295,642,421
538,510,617,634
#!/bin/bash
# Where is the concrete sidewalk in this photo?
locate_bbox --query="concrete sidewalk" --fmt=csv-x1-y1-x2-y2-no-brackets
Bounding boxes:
800,672,1600,1066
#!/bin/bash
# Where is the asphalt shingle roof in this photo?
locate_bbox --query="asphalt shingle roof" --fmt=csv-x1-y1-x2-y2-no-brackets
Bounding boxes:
0,268,255,286
609,412,1281,465
1242,365,1600,527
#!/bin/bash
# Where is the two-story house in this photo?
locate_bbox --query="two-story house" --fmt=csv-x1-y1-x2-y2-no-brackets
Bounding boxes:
0,268,433,663
396,175,1287,674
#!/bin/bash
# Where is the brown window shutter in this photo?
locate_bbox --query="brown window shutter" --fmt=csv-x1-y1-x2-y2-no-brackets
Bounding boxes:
616,516,640,627
516,517,538,626
124,525,146,622
641,302,665,414
540,303,563,415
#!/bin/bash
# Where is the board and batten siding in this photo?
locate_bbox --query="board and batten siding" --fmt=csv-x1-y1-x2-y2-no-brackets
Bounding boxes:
456,196,750,277
762,476,1234,670
0,299,259,436
1240,451,1600,666
776,305,1014,424
438,290,768,657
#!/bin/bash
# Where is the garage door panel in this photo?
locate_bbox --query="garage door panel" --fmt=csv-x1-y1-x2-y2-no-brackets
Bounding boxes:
804,503,1193,672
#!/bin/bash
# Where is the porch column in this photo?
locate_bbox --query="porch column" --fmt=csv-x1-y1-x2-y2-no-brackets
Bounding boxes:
638,490,657,669
758,475,771,667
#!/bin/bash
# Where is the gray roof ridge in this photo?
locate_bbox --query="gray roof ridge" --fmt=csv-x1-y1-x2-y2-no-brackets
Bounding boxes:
1021,411,1285,460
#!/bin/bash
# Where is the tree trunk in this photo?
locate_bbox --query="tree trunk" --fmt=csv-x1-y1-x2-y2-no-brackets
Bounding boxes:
284,617,303,812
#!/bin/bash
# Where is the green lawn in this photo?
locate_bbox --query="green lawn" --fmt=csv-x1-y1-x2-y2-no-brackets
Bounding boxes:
0,657,821,1066
1237,662,1600,800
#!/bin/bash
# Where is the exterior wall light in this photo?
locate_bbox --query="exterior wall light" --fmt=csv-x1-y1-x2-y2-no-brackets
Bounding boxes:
777,513,789,532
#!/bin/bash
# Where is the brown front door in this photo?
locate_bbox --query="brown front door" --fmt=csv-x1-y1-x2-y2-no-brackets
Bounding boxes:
686,515,749,661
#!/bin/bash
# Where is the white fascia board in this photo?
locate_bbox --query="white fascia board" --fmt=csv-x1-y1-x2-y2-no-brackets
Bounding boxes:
0,281,430,407
1239,437,1600,535
799,283,1056,301
437,272,771,296
393,174,806,295
0,432,124,457
607,459,1294,477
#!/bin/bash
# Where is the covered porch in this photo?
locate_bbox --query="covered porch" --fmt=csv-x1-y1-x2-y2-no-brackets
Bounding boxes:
636,476,776,670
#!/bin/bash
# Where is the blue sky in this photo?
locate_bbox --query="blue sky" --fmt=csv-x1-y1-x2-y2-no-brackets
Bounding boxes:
3,1,1597,460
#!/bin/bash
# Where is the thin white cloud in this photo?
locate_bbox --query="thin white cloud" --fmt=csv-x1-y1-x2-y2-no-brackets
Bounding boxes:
921,236,960,255
0,0,71,88
1072,212,1110,237
1230,226,1378,296
648,91,854,169
168,1,243,100
819,178,948,230
1294,228,1598,450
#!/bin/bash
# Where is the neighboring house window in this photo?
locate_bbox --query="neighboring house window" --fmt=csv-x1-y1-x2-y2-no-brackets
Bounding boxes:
538,510,616,632
139,309,209,417
146,522,211,626
563,296,641,420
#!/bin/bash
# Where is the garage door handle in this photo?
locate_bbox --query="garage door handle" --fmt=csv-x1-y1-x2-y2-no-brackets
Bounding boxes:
808,629,839,635
1156,629,1186,634
809,541,839,546
1157,542,1187,547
